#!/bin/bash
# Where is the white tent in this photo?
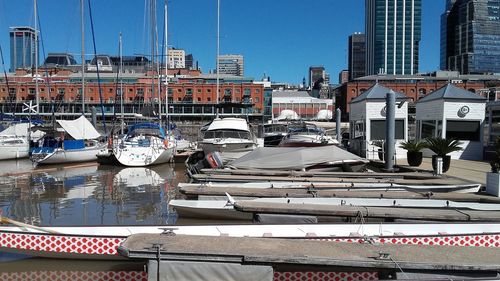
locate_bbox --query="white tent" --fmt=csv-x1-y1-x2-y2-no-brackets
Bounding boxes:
276,110,299,121
315,109,332,120
56,115,101,140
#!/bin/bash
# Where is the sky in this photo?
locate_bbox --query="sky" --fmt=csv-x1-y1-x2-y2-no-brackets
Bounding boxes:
0,0,444,84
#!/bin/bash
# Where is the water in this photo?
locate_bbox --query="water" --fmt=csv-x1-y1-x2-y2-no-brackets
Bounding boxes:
0,159,188,279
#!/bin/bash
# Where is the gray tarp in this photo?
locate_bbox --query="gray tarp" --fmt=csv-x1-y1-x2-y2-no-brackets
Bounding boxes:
147,260,273,281
228,146,368,170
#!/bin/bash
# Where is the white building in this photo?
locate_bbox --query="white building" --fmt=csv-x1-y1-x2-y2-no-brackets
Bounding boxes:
349,83,409,160
272,90,333,121
218,54,244,76
168,48,185,69
416,83,486,160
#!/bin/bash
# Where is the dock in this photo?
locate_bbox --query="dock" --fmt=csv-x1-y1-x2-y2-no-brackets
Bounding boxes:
119,234,500,273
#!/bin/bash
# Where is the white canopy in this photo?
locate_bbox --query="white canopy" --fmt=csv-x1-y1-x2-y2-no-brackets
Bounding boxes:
56,115,101,140
207,118,250,132
276,110,299,121
0,123,45,140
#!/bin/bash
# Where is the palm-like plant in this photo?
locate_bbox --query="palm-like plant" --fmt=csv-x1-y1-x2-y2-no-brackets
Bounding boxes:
425,137,463,156
490,137,500,173
399,139,426,153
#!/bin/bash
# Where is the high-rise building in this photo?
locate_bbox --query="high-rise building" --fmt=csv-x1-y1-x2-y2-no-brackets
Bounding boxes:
440,0,457,70
348,32,366,80
309,66,326,88
365,0,422,75
339,70,349,84
217,54,244,76
168,48,186,69
443,0,500,74
9,26,37,72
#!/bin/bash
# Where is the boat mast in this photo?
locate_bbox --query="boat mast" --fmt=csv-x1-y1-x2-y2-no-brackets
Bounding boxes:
34,0,39,109
119,33,124,134
216,0,220,117
164,0,169,131
80,0,85,115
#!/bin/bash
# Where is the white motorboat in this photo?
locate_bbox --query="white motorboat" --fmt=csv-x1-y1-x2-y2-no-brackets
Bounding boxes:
30,116,105,165
111,123,175,167
279,122,338,147
199,117,258,162
0,123,44,160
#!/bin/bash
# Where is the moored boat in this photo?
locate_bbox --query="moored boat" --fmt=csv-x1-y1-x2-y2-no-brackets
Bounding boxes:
0,122,45,160
30,116,104,165
279,122,338,147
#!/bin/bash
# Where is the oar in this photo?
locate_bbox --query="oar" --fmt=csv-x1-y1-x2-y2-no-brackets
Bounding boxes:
0,215,60,234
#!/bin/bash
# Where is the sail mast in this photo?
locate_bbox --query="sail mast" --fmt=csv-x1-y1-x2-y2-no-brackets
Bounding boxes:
80,0,85,114
34,0,39,109
164,0,169,131
119,33,124,134
216,0,220,116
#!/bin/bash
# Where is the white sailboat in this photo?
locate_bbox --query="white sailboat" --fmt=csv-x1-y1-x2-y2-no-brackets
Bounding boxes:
30,115,104,165
0,123,44,160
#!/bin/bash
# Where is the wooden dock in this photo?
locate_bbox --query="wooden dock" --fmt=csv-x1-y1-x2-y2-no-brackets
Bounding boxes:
179,185,500,203
118,234,500,272
192,173,470,186
233,201,500,221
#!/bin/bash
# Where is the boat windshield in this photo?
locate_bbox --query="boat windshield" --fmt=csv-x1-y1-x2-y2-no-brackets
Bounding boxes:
264,124,288,134
202,130,251,140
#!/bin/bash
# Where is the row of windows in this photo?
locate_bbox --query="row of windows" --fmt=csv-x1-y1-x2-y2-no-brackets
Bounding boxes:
0,87,262,95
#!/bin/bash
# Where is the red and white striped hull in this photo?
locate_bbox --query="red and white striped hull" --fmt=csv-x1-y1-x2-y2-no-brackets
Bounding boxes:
1,223,500,260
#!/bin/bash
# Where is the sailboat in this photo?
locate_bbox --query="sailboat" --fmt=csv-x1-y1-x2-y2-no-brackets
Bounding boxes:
0,122,44,160
100,0,174,167
30,115,104,165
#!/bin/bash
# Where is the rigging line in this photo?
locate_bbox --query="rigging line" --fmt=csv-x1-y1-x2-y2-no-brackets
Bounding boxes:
0,43,10,116
160,1,166,125
389,257,410,280
87,0,107,135
112,34,121,125
35,0,52,121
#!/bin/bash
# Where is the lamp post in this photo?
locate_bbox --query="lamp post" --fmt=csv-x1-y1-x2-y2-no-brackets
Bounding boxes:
385,90,395,171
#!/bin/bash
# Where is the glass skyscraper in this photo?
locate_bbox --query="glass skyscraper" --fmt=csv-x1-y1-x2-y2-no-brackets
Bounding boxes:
365,0,422,75
348,32,366,80
443,0,500,74
9,26,37,72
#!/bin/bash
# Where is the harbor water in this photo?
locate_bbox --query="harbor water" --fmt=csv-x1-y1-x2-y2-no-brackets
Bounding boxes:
0,159,188,280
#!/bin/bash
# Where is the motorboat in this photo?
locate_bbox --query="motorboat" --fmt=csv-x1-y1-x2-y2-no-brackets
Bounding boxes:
110,123,175,167
260,123,288,147
30,116,104,165
0,122,44,160
198,117,258,162
279,122,338,147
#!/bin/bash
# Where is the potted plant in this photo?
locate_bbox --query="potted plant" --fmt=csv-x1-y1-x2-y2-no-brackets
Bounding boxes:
486,137,500,196
371,140,384,160
424,137,463,173
399,139,426,166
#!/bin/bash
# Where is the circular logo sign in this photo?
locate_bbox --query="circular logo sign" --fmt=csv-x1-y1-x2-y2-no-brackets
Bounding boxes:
457,105,470,118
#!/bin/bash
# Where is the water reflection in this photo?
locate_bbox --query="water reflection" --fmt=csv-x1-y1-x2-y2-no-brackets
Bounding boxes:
0,161,184,227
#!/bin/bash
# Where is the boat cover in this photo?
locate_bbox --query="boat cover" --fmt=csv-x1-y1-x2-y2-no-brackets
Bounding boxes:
228,146,368,170
56,116,100,140
207,118,249,132
147,260,273,281
0,123,45,139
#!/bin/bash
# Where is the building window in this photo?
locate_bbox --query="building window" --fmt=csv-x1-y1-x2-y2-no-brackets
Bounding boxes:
177,89,182,93
207,97,211,102
58,88,65,95
370,120,405,139
29,88,35,95
41,88,44,92
108,88,113,93
244,88,251,96
177,97,182,101
207,89,211,93
168,88,173,96
129,88,133,92
21,88,25,92
255,97,260,103
418,88,426,97
197,89,202,93
197,97,201,102
446,120,480,141
256,89,260,93
137,88,144,96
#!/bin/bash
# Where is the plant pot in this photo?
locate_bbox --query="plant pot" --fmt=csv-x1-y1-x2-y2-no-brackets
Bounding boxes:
486,172,500,197
432,155,451,173
407,151,423,167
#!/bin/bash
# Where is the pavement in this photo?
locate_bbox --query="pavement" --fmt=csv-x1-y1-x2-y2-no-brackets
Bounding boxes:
397,157,491,186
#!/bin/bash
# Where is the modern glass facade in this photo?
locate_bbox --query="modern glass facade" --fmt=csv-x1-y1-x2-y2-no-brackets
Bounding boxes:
365,0,422,75
217,54,244,76
445,0,500,74
9,27,37,72
348,33,366,80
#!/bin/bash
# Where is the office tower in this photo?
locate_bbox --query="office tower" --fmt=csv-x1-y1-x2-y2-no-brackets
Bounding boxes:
365,0,422,75
9,26,37,72
339,70,349,84
168,48,186,69
440,0,457,70
348,32,366,80
217,54,244,76
309,66,326,88
444,0,500,74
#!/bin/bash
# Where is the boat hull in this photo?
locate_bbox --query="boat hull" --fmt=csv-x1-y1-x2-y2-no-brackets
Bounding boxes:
114,145,174,167
31,144,105,165
0,144,29,160
2,223,500,260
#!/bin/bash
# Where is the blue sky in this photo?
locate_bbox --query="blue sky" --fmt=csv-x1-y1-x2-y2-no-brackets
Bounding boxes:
0,0,444,84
